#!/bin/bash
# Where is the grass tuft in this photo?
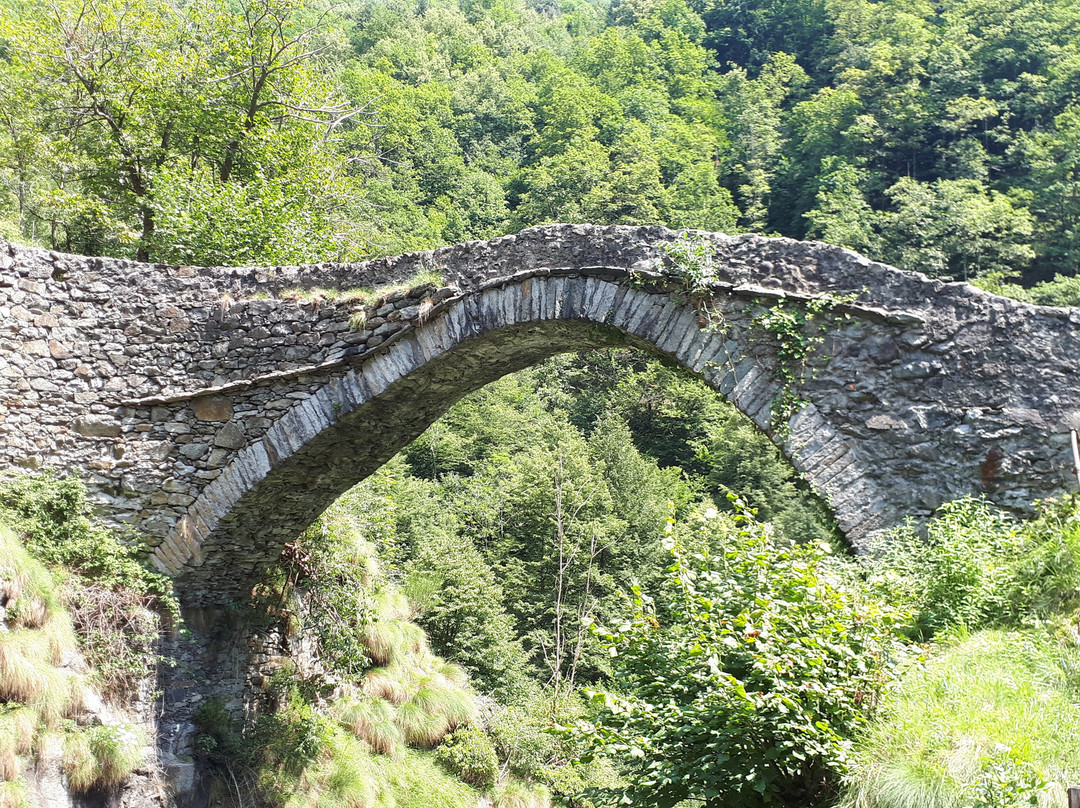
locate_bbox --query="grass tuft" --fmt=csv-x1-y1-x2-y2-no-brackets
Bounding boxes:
0,630,81,723
0,779,30,808
62,724,143,793
331,693,403,757
361,619,427,667
412,681,476,732
0,707,37,761
61,730,95,793
493,781,553,808
843,627,1080,808
395,699,450,748
0,524,64,628
433,661,468,689
362,668,410,705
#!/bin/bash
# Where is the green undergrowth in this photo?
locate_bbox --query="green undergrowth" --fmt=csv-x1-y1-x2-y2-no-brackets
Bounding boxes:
842,627,1080,808
0,522,145,795
0,473,177,619
842,495,1080,808
200,502,610,808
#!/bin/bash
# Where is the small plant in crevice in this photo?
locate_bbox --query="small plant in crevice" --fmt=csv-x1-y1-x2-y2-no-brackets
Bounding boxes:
750,292,854,432
268,522,376,681
660,233,726,330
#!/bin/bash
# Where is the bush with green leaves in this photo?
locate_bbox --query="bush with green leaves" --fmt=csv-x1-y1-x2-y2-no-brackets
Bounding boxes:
273,516,377,680
579,503,908,808
0,473,175,610
866,495,1080,637
435,727,499,787
865,498,1023,638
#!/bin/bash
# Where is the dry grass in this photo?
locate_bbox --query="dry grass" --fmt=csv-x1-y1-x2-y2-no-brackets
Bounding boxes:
62,724,143,793
362,668,410,705
331,693,403,757
279,269,444,313
280,287,375,307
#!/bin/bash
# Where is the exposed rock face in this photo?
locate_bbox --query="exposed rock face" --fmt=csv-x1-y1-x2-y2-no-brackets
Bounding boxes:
2,224,1079,606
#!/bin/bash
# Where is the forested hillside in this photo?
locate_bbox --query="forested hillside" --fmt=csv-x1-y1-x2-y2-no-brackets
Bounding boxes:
2,0,1080,301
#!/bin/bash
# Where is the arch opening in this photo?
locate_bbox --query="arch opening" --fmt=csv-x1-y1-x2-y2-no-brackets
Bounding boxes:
159,272,878,606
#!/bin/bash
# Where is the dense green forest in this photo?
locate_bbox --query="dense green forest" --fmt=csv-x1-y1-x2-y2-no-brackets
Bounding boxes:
3,0,1080,302
4,0,1080,807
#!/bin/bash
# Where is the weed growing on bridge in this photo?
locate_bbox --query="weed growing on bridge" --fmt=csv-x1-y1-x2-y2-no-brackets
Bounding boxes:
750,292,853,432
659,234,726,330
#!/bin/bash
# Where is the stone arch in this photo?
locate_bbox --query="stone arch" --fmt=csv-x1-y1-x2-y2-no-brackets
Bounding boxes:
156,272,900,604
3,224,1080,607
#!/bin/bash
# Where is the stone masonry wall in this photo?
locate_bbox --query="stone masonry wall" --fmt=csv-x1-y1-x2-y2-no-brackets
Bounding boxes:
2,224,1080,608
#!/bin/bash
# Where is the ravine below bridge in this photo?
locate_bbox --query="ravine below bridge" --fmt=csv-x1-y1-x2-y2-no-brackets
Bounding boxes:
2,224,1080,606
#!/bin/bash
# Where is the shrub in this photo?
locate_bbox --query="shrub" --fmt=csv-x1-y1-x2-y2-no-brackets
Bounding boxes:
279,519,376,680
1009,496,1080,620
581,502,907,808
867,496,1080,636
0,474,175,609
435,728,499,787
866,498,1022,637
65,580,161,701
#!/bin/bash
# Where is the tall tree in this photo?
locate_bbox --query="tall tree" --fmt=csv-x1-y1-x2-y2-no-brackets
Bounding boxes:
0,0,370,263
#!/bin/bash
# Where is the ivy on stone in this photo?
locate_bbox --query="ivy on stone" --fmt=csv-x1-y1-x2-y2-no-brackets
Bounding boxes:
751,293,853,432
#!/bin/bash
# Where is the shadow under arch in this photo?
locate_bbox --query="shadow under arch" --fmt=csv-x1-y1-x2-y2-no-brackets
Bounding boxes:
160,272,881,606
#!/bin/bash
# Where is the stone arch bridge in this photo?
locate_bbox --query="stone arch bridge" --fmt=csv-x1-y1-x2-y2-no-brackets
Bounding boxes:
3,224,1079,605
